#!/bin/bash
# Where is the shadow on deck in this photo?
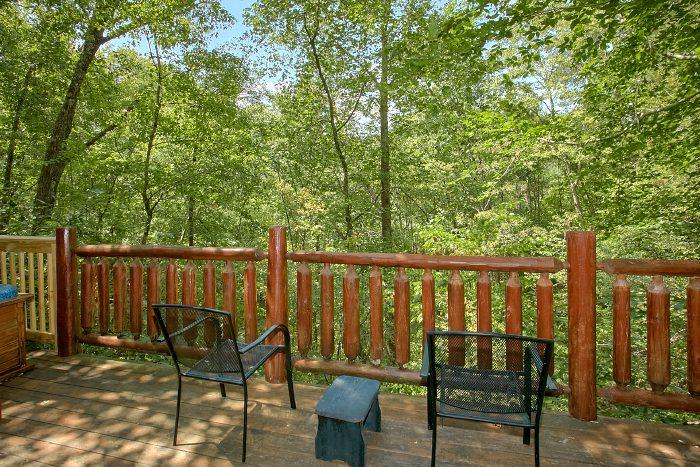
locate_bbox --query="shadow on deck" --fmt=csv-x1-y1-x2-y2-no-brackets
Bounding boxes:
0,352,698,466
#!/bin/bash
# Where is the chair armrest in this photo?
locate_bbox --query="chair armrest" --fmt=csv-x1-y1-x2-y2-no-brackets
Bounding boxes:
239,324,289,354
419,345,430,383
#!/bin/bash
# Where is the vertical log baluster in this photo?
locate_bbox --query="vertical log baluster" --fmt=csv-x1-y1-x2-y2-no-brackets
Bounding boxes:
243,260,257,342
182,259,197,343
9,252,16,285
421,269,435,351
297,262,312,357
612,274,631,387
320,263,334,360
647,275,670,393
18,252,25,292
447,270,465,365
28,253,35,329
477,271,492,369
146,259,160,340
165,260,178,332
203,260,216,308
97,257,109,335
1,251,6,284
343,264,360,362
129,258,143,340
394,267,410,369
688,277,700,396
37,253,46,333
222,261,237,337
80,259,95,334
370,266,384,365
113,258,126,337
536,272,554,375
202,261,217,345
505,272,523,371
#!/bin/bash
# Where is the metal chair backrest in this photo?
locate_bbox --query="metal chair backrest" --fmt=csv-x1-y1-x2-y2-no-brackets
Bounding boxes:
152,304,243,377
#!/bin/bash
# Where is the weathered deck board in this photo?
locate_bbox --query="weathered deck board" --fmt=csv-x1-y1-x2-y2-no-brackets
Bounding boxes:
0,352,698,466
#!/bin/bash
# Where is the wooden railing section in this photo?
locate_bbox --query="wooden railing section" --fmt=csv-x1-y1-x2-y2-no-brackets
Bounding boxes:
596,258,700,412
286,250,565,386
50,226,700,421
0,235,56,344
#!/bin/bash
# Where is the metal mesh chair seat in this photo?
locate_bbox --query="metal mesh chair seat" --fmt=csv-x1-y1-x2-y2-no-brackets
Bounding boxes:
437,365,528,419
423,331,553,467
153,304,296,462
186,339,279,383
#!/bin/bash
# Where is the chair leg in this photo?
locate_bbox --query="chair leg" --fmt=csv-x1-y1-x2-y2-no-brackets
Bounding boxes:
431,414,437,467
174,375,182,446
534,427,540,467
242,384,248,463
523,427,530,445
285,350,296,409
220,383,227,398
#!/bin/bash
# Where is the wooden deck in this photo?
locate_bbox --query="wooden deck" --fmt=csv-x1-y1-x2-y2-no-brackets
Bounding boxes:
0,352,698,466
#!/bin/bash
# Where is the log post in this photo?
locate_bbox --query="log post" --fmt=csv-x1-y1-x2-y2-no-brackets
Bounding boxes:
222,261,237,337
421,269,435,353
536,272,554,375
320,263,334,360
394,267,410,369
370,266,384,365
97,257,109,335
447,270,465,366
112,258,126,337
566,231,597,421
505,271,523,371
343,264,360,362
129,258,143,340
476,271,492,368
56,227,79,356
80,259,94,335
146,259,160,341
243,260,257,342
265,226,288,383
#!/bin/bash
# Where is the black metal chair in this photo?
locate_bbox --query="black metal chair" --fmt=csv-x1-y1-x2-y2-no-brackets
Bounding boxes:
421,331,553,467
152,304,296,462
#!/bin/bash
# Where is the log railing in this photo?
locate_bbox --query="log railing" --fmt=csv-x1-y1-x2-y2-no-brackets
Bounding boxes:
596,258,700,413
286,249,565,386
51,226,700,421
0,235,57,344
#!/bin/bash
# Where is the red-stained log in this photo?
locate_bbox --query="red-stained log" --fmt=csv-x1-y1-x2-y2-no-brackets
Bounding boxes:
265,226,288,383
647,275,670,393
688,277,700,396
567,231,597,421
129,258,143,340
476,271,492,369
112,258,126,337
181,260,197,343
394,267,410,369
76,244,265,261
343,264,360,362
536,272,554,375
97,257,109,335
165,260,178,332
505,272,523,371
80,259,94,334
612,274,631,387
320,263,334,360
421,269,435,352
297,262,312,357
203,260,216,308
222,261,237,337
370,266,384,365
243,260,257,342
56,227,79,356
146,259,160,340
447,270,465,366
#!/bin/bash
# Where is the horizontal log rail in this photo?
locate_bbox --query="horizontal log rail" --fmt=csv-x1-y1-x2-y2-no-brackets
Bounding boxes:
287,251,565,272
75,244,266,261
597,259,700,276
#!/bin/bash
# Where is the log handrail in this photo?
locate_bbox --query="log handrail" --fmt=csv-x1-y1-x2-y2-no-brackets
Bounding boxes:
75,244,266,261
287,251,564,272
597,259,700,276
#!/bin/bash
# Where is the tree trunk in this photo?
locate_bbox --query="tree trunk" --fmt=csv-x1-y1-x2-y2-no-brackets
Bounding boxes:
0,66,34,233
304,20,353,239
379,2,393,243
140,33,164,244
31,25,105,232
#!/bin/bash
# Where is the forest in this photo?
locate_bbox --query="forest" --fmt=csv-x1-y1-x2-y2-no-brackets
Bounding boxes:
1,1,698,421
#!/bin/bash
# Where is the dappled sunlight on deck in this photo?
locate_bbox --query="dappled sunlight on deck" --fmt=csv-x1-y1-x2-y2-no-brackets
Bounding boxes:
0,352,698,466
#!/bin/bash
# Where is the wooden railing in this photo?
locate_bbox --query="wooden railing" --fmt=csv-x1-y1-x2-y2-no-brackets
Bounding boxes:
50,226,699,421
0,235,56,344
595,259,700,412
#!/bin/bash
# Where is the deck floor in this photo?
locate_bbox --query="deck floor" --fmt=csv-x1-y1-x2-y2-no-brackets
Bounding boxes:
0,352,698,466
